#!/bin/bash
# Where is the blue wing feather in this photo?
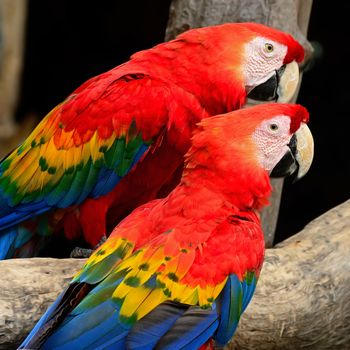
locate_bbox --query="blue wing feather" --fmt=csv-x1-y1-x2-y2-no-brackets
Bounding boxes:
91,142,148,199
90,169,121,199
215,273,257,346
43,301,129,350
0,199,48,230
242,275,257,313
215,274,242,345
0,227,16,259
59,160,99,208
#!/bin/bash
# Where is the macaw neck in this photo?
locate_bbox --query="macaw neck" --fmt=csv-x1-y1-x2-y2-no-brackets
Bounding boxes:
130,42,246,115
178,162,272,215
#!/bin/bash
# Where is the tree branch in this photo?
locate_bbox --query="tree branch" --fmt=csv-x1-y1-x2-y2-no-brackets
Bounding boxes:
231,199,350,349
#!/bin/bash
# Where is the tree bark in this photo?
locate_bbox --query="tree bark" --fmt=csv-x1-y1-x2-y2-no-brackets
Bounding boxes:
1,200,350,349
0,0,27,139
166,0,313,54
0,258,86,350
166,0,313,247
231,199,350,349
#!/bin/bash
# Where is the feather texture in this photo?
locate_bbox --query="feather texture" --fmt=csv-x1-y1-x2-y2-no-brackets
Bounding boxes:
0,23,304,258
20,103,310,349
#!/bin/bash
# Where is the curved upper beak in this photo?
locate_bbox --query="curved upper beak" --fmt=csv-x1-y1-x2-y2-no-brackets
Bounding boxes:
294,123,314,180
270,123,314,180
276,61,300,103
247,61,300,103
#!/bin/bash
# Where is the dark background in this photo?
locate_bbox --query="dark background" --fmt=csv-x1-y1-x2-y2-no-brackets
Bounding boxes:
15,1,350,244
277,1,350,241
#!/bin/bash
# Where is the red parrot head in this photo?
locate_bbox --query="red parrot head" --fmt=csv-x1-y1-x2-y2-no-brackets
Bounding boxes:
136,23,305,114
181,23,304,108
186,103,313,187
231,22,304,104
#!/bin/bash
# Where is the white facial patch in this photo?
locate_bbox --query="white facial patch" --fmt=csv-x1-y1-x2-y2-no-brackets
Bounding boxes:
244,37,288,91
252,115,292,173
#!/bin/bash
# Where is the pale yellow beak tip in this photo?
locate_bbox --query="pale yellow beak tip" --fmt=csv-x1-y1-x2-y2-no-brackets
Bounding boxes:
277,61,300,103
295,123,314,179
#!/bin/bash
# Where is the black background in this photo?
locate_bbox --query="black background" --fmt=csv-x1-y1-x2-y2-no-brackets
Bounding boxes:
16,1,350,244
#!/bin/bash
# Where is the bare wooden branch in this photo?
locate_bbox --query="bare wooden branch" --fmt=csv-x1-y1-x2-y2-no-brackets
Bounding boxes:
0,258,86,350
260,178,284,246
231,199,350,349
1,200,349,349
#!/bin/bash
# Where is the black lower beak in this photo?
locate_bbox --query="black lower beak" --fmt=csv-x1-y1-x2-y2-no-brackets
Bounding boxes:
247,65,286,102
270,134,299,178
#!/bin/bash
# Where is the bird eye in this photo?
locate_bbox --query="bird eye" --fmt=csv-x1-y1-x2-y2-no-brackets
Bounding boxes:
269,123,279,131
264,43,274,53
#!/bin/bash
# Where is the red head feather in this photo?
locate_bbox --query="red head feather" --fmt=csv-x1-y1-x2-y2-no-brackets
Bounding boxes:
195,103,309,143
183,103,310,210
239,22,305,63
132,23,305,114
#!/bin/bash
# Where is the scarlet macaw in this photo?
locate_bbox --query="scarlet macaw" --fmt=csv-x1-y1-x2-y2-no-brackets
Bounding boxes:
0,23,304,258
20,103,314,349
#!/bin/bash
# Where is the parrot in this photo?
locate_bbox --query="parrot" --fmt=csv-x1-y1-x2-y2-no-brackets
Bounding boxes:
20,103,314,350
0,22,305,259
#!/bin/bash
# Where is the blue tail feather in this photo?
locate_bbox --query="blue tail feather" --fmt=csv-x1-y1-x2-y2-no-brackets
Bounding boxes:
126,302,188,349
43,301,129,350
180,319,219,350
154,305,219,350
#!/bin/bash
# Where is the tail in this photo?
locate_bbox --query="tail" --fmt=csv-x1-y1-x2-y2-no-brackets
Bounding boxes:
19,283,94,349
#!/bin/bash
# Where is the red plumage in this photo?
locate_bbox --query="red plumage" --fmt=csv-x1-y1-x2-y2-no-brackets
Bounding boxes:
0,23,305,257
78,24,304,247
20,103,312,349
